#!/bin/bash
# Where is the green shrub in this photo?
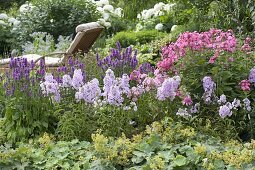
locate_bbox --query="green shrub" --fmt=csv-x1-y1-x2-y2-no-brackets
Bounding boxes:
110,30,167,48
15,0,100,47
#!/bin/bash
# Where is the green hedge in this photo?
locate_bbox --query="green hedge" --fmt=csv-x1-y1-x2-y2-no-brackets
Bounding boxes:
110,30,167,48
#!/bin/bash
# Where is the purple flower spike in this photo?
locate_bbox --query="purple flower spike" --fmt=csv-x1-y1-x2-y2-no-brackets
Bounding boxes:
116,41,121,51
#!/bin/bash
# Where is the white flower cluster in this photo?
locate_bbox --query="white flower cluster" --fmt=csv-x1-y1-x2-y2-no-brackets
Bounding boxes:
91,0,123,28
0,13,20,29
136,2,175,31
19,2,34,13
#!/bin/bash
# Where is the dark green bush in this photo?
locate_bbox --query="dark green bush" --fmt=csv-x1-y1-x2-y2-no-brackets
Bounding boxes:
110,30,167,48
15,0,100,47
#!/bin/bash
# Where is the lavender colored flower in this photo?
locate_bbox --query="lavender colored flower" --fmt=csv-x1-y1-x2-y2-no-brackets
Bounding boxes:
118,74,130,95
40,73,60,103
71,69,84,90
75,78,101,103
156,76,181,101
202,76,216,103
219,104,232,118
232,98,241,109
103,69,117,96
243,98,251,111
249,67,255,84
107,85,124,106
218,94,227,104
203,76,215,92
62,74,72,87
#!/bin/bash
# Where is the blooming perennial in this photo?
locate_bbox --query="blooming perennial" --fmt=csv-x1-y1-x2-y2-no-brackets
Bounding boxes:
40,73,60,102
75,78,101,103
156,76,181,101
240,79,251,91
71,69,84,90
219,104,232,118
160,29,237,71
202,76,216,103
249,67,255,84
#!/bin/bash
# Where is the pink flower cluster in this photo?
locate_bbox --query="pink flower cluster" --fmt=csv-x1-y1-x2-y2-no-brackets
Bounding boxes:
241,37,252,53
240,79,251,91
158,29,237,71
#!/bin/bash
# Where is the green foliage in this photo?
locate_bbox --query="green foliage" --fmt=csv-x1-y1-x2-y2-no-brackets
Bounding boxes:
110,30,167,48
0,0,27,11
4,96,55,143
54,103,99,141
15,0,100,47
0,118,255,169
111,0,168,20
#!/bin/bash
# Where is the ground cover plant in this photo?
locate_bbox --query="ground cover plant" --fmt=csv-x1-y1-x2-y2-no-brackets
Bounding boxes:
1,118,255,169
0,0,255,169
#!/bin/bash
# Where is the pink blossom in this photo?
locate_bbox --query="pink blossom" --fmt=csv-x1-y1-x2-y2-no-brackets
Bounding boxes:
240,79,251,91
157,58,174,71
182,95,193,106
130,70,141,82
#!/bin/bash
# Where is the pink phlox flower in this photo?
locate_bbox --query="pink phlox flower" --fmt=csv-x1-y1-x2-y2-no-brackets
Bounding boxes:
240,79,251,91
182,95,193,106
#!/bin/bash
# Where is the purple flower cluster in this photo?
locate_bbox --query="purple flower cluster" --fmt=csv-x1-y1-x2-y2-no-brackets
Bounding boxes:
71,69,84,90
75,78,101,103
3,57,45,97
219,104,232,118
217,94,227,104
249,67,255,84
243,98,251,111
40,73,60,102
202,76,216,103
156,76,181,101
102,69,131,106
138,62,155,74
96,42,138,76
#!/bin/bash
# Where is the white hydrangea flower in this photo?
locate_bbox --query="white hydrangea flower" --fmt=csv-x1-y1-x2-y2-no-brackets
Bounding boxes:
154,2,165,11
13,20,21,26
114,8,122,17
97,18,106,25
155,23,164,30
103,5,114,12
101,0,109,5
102,13,110,21
164,3,175,11
19,3,34,13
8,17,17,24
96,7,104,12
95,0,109,7
171,25,178,32
0,13,8,20
104,22,111,28
144,9,155,20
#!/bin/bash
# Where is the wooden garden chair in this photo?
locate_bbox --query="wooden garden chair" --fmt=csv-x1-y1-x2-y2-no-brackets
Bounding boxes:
0,22,104,72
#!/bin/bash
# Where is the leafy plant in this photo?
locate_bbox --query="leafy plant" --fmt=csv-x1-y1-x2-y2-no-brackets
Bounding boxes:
110,30,167,48
15,0,100,48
